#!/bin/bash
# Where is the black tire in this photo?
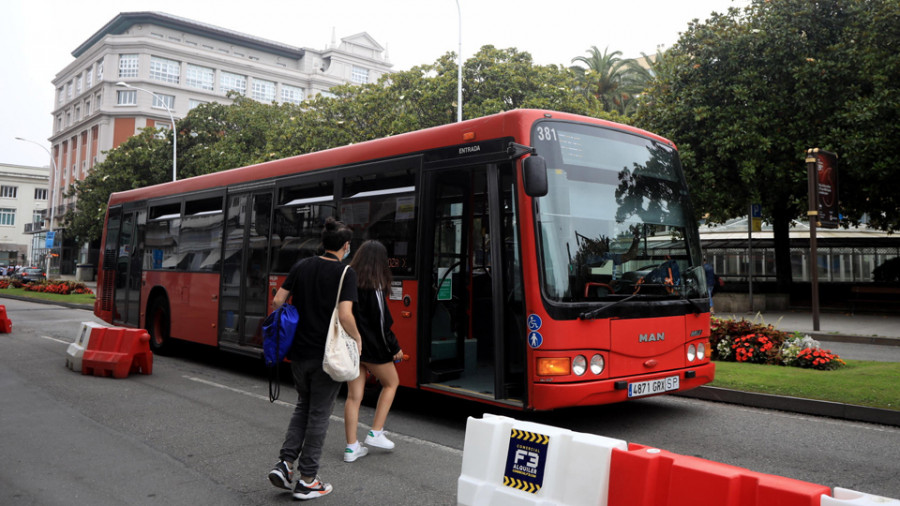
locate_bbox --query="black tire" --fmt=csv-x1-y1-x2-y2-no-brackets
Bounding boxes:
146,297,172,354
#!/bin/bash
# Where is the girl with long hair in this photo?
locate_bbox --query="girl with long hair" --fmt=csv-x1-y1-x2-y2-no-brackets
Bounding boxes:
342,240,403,462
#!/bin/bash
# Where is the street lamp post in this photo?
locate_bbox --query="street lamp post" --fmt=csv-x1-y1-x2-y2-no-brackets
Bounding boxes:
116,82,177,181
15,136,57,274
455,0,463,123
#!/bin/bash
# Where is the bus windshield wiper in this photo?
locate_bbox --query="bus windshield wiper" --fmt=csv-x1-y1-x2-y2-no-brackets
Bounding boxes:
579,292,641,320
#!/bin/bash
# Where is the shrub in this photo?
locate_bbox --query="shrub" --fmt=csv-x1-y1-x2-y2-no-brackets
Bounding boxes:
19,279,93,295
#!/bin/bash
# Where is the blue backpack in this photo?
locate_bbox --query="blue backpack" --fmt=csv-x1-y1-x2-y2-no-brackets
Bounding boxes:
262,303,299,401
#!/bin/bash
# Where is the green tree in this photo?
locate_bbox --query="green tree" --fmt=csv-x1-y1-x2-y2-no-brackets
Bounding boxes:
63,128,173,243
65,45,617,243
635,0,900,289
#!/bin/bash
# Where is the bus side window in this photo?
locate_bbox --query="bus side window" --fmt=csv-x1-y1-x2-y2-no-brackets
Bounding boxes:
341,167,417,277
272,180,335,273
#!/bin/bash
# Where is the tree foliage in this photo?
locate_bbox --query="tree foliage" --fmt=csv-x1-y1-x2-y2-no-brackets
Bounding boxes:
634,0,900,288
63,46,611,244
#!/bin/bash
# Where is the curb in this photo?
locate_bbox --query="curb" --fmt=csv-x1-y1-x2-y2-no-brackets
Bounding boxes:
0,293,93,311
806,332,900,347
676,386,900,427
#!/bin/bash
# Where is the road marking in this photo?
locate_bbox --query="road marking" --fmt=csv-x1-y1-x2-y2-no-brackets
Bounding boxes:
184,374,463,455
40,335,71,345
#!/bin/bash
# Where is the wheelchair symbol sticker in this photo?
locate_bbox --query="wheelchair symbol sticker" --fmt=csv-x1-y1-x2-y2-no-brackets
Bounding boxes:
527,314,542,331
528,331,543,349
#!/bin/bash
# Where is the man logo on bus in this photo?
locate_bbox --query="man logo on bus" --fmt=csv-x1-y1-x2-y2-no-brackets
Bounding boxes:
639,332,664,342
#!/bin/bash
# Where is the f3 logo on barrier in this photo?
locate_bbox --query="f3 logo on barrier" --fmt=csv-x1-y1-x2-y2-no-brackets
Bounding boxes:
504,429,550,494
514,449,539,469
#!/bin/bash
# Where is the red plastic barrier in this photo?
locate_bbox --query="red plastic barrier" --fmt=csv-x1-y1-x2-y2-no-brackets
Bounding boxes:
81,326,153,379
608,443,830,506
0,305,11,333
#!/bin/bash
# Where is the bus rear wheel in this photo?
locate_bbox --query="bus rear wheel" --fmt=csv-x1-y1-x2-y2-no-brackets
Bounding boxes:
147,297,171,354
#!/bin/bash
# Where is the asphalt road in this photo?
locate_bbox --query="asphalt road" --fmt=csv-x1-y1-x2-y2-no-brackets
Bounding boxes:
2,298,898,504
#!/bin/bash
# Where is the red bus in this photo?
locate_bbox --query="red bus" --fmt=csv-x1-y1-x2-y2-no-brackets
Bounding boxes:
95,109,714,410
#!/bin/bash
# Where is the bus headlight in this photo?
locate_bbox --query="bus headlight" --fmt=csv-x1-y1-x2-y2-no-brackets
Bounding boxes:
572,355,587,376
687,344,697,362
697,342,706,360
590,354,605,375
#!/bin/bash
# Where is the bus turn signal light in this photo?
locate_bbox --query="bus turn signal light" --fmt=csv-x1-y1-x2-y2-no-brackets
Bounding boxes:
537,357,570,376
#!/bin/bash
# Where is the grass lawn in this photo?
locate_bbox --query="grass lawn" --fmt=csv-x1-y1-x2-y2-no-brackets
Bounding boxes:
1,286,95,307
711,360,900,411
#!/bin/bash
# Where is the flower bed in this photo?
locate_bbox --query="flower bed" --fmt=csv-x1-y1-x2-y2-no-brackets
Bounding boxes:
711,317,845,370
1,279,93,295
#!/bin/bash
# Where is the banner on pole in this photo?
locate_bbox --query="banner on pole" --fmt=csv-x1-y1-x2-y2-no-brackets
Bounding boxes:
811,150,839,229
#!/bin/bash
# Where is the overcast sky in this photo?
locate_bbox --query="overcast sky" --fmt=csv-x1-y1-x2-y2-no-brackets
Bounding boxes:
2,0,749,168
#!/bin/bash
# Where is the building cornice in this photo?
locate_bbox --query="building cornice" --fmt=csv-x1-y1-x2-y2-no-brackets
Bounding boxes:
72,11,305,61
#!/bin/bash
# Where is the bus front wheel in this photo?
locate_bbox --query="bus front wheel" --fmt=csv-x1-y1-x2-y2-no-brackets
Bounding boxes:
147,297,171,354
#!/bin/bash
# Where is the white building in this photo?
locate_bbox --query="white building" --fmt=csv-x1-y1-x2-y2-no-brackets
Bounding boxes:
0,163,49,268
45,11,392,273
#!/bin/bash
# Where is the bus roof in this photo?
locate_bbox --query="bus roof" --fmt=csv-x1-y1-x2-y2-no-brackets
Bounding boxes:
107,109,674,206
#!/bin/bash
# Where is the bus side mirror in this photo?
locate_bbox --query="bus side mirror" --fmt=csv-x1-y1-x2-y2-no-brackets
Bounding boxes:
523,156,548,197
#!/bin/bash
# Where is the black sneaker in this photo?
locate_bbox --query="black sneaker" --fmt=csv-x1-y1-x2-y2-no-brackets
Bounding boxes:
293,475,333,500
268,460,293,490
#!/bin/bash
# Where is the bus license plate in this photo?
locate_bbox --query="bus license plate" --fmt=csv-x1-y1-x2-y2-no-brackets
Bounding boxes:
627,376,680,398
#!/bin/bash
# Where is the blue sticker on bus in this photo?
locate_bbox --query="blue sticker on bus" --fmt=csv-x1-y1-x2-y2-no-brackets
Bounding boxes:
527,331,543,349
527,314,542,331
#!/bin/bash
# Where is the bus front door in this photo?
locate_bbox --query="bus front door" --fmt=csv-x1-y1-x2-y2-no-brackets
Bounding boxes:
421,165,512,403
219,191,273,350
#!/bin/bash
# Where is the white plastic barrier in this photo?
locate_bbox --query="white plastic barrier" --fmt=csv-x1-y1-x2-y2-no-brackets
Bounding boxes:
822,488,900,505
457,413,627,506
65,321,105,372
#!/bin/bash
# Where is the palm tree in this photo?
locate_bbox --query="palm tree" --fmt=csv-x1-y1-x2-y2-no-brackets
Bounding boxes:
571,46,661,115
571,46,634,113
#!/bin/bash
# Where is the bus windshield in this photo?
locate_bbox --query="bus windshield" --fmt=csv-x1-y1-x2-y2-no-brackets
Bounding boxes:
532,121,707,303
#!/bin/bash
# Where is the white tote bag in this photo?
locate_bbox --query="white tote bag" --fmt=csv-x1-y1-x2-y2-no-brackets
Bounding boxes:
322,265,360,382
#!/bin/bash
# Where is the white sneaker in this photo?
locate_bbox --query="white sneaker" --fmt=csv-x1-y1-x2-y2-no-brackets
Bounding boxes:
343,444,368,462
365,430,395,450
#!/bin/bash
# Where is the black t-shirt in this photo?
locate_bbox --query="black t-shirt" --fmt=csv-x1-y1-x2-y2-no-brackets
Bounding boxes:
281,256,358,360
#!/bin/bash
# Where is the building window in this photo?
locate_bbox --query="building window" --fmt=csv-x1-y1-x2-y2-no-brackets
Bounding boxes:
66,81,73,100
220,71,246,95
96,58,104,81
57,115,63,132
251,78,276,102
117,90,137,105
186,64,215,90
1,186,18,199
281,84,304,105
118,54,139,78
35,188,48,200
86,66,92,88
152,94,175,110
188,99,207,110
84,99,91,115
58,87,64,104
76,74,83,95
75,106,81,121
0,208,15,226
351,66,369,84
149,56,180,84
